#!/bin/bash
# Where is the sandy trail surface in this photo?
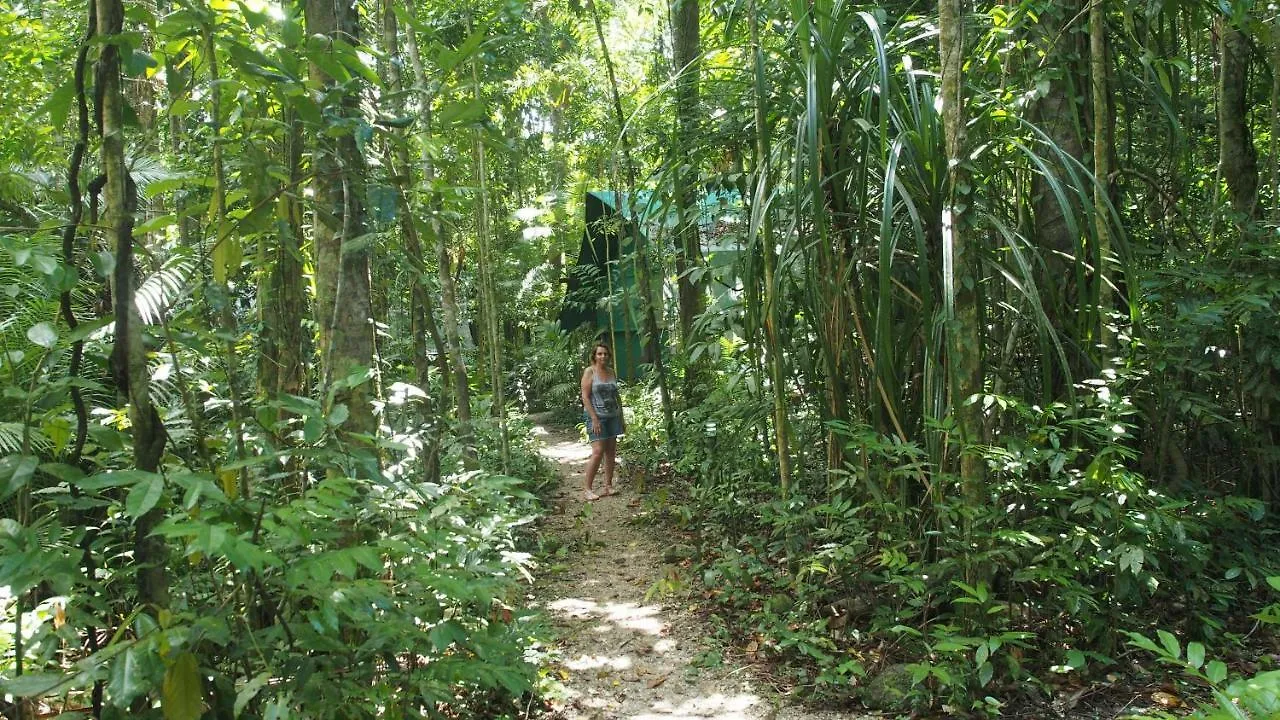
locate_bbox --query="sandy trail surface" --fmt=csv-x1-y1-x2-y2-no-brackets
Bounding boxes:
530,422,872,720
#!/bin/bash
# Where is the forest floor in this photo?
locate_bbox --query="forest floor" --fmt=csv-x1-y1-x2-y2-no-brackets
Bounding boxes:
529,420,874,720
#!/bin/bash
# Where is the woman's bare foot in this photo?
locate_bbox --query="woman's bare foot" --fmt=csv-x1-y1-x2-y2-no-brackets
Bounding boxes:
584,490,600,502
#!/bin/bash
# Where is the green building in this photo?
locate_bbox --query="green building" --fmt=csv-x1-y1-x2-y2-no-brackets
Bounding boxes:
557,189,744,380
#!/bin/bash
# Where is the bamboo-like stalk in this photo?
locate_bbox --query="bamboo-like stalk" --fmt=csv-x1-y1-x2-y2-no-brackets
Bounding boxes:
470,46,510,472
748,0,791,495
1090,0,1113,358
204,24,251,499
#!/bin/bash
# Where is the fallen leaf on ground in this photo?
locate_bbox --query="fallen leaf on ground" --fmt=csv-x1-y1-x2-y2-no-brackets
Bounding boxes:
646,674,669,689
1151,691,1181,708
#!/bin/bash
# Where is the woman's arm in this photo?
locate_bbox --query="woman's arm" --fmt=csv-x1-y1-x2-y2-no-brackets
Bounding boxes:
581,368,599,426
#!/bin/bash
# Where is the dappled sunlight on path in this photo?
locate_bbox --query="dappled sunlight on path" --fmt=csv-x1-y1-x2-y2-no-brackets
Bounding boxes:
531,421,871,720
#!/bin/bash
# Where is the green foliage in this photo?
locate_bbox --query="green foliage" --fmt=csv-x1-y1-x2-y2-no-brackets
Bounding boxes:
627,372,1280,711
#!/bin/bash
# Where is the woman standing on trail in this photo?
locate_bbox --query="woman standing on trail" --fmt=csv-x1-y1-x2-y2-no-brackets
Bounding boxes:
581,342,624,501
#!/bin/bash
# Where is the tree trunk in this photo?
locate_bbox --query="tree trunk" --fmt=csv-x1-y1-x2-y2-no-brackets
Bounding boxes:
939,0,983,491
587,0,676,442
1218,18,1258,219
306,0,376,440
262,108,309,402
97,0,168,608
381,0,443,479
471,52,509,470
1090,0,1114,356
671,0,709,404
1271,19,1280,223
1030,0,1088,394
748,0,791,495
405,24,476,459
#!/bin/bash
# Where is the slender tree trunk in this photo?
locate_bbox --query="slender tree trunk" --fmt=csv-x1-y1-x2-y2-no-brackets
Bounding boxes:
382,0,442,478
1090,0,1113,356
671,0,709,404
306,0,376,439
748,0,791,495
939,0,983,491
97,0,168,608
587,0,677,443
1218,18,1258,219
263,108,309,402
406,25,475,459
1271,19,1280,223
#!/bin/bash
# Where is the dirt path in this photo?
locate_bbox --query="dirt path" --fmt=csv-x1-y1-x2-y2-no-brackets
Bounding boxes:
530,422,872,720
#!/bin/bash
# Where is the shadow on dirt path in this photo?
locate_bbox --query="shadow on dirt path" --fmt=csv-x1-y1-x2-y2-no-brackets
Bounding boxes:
530,421,873,720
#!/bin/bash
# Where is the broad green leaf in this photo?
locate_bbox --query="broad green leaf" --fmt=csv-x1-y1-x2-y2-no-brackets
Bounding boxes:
162,652,203,720
327,404,349,427
126,475,165,518
1267,576,1280,592
1187,642,1205,670
1206,660,1229,684
235,672,272,716
303,415,324,443
0,672,65,697
76,469,156,491
1156,629,1181,660
31,254,58,275
27,322,58,348
1,454,39,500
108,646,159,708
212,233,241,284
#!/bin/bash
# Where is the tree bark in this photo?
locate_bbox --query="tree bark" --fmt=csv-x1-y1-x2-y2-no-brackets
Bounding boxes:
671,0,709,404
1030,0,1088,394
97,0,169,608
306,0,376,439
1218,18,1258,219
1090,0,1113,356
939,0,984,491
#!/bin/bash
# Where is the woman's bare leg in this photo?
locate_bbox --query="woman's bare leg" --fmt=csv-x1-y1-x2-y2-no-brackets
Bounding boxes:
584,440,604,499
601,437,617,494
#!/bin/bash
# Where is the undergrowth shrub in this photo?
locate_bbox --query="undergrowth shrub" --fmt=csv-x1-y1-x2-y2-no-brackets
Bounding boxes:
1,407,552,719
623,374,1280,714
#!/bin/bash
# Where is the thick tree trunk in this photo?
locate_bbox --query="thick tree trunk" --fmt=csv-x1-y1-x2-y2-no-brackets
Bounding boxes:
97,0,168,608
671,0,709,404
1030,0,1088,394
1218,19,1258,219
306,0,376,439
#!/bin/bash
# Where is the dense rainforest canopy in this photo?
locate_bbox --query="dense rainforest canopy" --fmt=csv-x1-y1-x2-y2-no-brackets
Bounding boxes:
2,0,1280,716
